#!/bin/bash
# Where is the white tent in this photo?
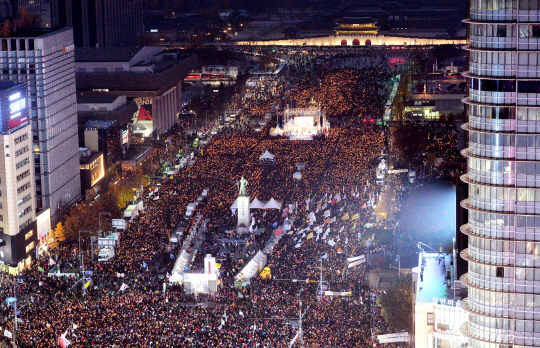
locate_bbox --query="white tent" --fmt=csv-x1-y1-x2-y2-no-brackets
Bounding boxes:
235,251,267,281
259,150,275,160
250,198,266,209
230,198,238,210
293,171,302,180
264,198,282,209
270,127,285,137
124,205,137,218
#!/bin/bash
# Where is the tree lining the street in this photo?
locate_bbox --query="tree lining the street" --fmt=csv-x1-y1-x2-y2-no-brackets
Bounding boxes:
377,274,413,332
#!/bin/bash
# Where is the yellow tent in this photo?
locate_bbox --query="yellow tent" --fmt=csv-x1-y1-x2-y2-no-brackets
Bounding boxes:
260,266,272,279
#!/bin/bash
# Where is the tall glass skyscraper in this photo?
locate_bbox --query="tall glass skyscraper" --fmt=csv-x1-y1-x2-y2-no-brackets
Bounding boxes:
461,0,540,346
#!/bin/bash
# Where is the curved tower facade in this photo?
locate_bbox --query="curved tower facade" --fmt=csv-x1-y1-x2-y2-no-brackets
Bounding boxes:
461,0,540,347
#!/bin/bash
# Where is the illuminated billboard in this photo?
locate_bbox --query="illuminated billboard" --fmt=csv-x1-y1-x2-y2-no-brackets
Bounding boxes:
0,83,28,133
121,128,129,145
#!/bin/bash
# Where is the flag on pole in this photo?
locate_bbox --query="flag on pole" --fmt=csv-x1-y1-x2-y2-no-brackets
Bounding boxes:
142,261,147,268
166,273,171,279
72,324,78,330
306,232,313,240
170,253,174,259
321,253,328,260
352,213,360,220
324,218,330,224
120,283,129,291
49,257,56,266
341,212,349,220
274,229,282,236
58,336,71,348
361,203,367,209
84,280,91,289
38,266,45,273
3,329,12,338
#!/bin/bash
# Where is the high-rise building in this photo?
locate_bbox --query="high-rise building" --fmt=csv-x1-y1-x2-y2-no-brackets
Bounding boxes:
0,28,80,224
17,0,52,27
0,81,38,273
460,0,540,346
51,0,143,47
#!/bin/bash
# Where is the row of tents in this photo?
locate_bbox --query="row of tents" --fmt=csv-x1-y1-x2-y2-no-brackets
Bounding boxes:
230,197,282,210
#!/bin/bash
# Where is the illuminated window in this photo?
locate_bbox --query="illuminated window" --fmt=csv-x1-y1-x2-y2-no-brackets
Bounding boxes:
25,241,34,253
25,230,33,240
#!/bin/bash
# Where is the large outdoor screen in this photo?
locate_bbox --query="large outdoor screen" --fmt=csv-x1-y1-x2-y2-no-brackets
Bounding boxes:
0,85,29,132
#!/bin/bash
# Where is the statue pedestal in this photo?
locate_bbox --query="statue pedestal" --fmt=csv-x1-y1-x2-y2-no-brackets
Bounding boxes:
237,195,250,235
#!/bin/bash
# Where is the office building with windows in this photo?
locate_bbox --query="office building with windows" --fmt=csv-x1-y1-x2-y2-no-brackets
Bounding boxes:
0,82,38,274
51,0,142,47
460,0,540,346
0,28,80,224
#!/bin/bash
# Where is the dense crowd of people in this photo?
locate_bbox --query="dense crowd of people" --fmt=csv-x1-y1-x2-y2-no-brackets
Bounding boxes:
0,49,413,347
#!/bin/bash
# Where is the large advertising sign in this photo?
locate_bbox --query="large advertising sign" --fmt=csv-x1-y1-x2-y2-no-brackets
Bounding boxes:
0,84,28,132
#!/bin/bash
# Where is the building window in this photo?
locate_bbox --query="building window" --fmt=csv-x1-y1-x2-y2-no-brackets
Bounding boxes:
17,181,31,195
25,230,33,240
17,194,31,206
533,25,540,38
427,313,434,325
77,68,86,73
19,219,30,231
16,169,30,182
496,267,505,277
497,25,507,37
25,241,34,253
14,133,28,144
93,68,107,73
15,157,29,170
18,206,32,218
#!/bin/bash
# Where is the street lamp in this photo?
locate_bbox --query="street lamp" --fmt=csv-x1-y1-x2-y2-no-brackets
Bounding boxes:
98,212,111,237
78,230,91,296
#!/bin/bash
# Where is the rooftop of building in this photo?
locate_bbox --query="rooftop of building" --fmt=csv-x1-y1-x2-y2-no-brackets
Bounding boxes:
78,101,138,130
75,55,199,94
77,95,119,104
122,145,153,162
405,100,437,107
335,17,377,25
75,47,146,63
414,252,452,303
84,120,118,130
80,151,103,165
1,27,70,38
